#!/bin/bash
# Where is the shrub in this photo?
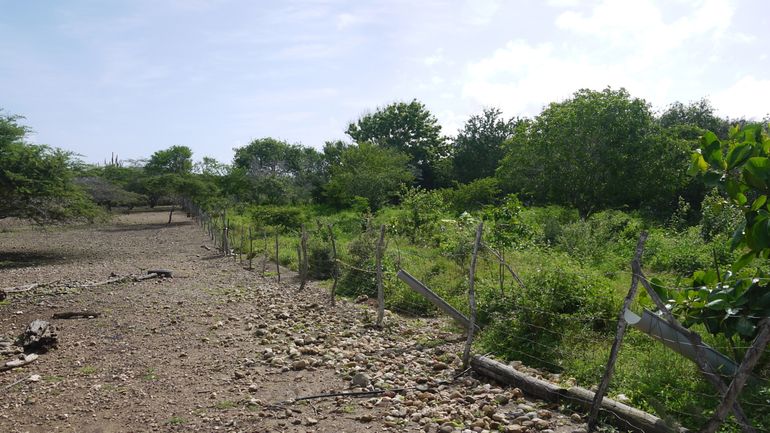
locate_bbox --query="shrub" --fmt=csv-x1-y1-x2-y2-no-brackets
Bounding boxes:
248,205,306,230
478,255,616,370
445,177,501,212
700,188,742,241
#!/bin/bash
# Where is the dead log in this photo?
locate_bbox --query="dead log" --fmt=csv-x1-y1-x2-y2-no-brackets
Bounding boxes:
470,355,687,433
0,353,38,372
16,320,57,353
52,311,100,319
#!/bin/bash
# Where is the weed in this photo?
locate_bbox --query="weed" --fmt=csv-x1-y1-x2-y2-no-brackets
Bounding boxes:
79,366,97,376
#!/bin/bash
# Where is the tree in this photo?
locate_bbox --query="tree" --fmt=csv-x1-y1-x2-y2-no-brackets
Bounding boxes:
659,98,730,140
452,108,519,183
324,142,414,211
230,138,323,205
497,87,689,215
346,100,449,188
145,145,193,175
0,111,99,222
667,123,770,342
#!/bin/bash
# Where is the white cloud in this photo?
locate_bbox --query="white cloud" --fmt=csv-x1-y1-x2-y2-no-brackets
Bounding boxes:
712,76,770,120
465,0,501,25
336,13,361,30
462,0,739,116
424,48,445,66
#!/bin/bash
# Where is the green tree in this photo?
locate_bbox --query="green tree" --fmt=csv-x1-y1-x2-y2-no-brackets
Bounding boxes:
324,142,414,210
145,145,193,175
0,111,99,222
452,108,519,183
659,98,730,140
667,124,770,342
230,138,323,205
346,100,449,189
497,87,689,215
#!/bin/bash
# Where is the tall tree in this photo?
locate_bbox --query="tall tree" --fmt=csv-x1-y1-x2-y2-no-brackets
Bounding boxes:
346,100,449,188
497,87,689,215
0,111,99,222
230,138,323,205
145,145,193,175
324,142,414,210
659,98,731,139
452,108,519,183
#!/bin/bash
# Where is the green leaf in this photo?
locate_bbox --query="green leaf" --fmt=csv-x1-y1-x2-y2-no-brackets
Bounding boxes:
688,153,709,175
736,317,756,338
743,157,770,191
732,251,755,273
727,143,753,170
706,299,727,310
752,195,768,211
729,221,746,250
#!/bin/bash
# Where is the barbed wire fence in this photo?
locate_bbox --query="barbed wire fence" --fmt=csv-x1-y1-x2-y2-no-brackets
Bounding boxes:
183,200,770,432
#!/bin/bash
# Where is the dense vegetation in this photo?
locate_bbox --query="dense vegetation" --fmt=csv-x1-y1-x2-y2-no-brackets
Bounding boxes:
3,87,769,431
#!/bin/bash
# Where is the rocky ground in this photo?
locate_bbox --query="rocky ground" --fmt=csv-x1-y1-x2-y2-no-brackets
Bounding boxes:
0,211,590,433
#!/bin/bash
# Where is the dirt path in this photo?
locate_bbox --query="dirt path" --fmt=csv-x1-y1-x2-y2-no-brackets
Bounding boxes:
0,211,587,433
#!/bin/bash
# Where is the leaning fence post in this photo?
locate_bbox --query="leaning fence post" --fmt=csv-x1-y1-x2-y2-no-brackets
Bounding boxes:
462,221,484,369
701,318,770,433
328,224,338,306
262,230,268,275
375,225,386,328
248,226,254,270
275,231,281,282
298,225,308,291
638,266,755,432
588,232,648,432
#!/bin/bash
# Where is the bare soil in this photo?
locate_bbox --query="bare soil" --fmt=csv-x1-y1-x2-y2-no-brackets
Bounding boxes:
0,211,585,433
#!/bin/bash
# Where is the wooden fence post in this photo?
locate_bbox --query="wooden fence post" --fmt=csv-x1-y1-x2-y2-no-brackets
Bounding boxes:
462,221,484,369
221,211,229,256
376,225,386,328
328,224,338,306
248,226,254,270
588,232,648,432
638,271,755,433
299,225,308,291
262,230,268,275
275,231,281,282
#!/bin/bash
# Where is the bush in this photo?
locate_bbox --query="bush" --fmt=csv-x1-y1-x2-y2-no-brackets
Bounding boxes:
478,255,617,370
646,227,733,276
700,188,742,241
248,205,306,230
445,177,501,212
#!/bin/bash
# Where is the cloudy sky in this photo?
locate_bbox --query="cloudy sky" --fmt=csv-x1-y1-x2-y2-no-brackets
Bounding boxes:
1,0,768,164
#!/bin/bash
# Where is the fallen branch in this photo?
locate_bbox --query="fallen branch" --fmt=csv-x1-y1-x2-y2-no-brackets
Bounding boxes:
52,311,101,319
2,375,31,390
0,353,39,373
1,283,40,293
292,387,408,403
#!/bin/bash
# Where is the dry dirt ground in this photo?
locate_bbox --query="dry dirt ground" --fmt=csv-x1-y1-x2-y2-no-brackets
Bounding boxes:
0,211,588,433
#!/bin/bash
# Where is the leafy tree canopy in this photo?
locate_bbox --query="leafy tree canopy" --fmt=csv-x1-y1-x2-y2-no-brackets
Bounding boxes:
452,108,519,184
346,99,449,189
324,142,414,211
497,87,690,215
145,145,193,175
659,98,730,140
0,111,99,222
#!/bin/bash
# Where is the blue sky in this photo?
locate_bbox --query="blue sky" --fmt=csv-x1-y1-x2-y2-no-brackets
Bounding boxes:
1,0,768,165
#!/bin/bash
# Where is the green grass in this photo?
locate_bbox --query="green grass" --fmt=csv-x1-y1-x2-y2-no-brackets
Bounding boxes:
78,366,97,376
167,416,187,425
214,400,236,410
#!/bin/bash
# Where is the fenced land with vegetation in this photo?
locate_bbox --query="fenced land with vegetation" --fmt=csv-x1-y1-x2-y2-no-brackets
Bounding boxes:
187,192,770,432
5,87,770,432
